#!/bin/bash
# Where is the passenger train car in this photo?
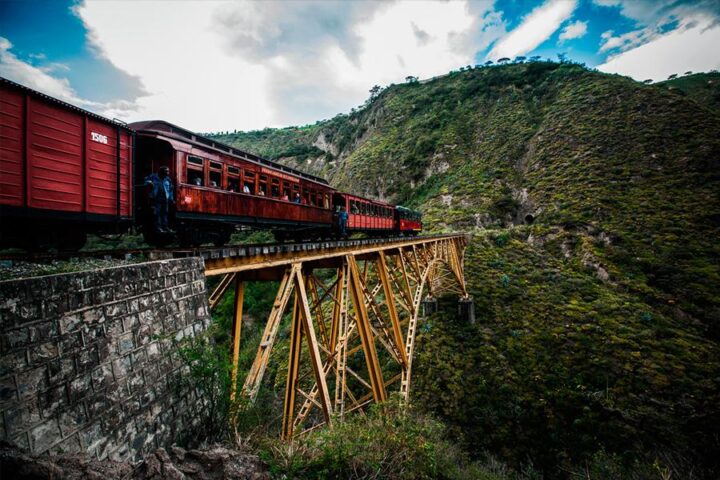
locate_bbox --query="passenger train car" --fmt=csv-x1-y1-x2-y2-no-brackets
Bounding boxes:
0,77,422,249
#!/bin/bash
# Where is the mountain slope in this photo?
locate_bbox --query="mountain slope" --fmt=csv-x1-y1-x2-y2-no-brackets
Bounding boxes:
659,71,720,112
212,62,720,476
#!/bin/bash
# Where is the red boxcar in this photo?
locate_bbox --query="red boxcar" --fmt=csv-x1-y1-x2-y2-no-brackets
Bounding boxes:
130,120,336,245
0,77,134,248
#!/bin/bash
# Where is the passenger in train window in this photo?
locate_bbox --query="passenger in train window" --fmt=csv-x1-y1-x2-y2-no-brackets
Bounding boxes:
294,193,302,204
193,177,202,186
243,183,251,194
281,193,289,201
258,188,265,196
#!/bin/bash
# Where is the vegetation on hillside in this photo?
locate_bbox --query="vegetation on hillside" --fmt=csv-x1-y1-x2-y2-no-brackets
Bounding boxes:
205,61,720,478
659,72,720,112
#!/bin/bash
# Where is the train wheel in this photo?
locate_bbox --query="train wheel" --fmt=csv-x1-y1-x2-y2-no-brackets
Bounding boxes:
143,226,173,247
59,230,87,251
178,226,201,248
213,228,232,247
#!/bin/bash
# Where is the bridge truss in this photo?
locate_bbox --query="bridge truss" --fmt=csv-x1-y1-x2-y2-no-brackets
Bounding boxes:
204,235,470,439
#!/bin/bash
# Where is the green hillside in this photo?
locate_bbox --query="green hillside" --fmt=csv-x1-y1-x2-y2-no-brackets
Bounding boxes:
659,71,720,112
211,62,720,477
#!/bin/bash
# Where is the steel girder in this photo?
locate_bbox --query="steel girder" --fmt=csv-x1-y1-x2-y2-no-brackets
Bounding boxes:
218,235,469,439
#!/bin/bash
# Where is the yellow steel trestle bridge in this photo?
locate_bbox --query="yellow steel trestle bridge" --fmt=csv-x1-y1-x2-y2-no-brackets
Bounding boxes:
204,234,472,439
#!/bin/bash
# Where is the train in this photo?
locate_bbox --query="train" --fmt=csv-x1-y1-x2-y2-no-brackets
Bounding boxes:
0,77,422,250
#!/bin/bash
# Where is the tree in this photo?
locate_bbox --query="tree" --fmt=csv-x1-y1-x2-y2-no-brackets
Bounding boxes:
684,71,693,75
557,53,568,63
405,75,419,83
530,55,541,62
642,79,653,84
484,60,494,66
498,57,510,64
515,56,526,63
368,85,382,100
668,74,678,80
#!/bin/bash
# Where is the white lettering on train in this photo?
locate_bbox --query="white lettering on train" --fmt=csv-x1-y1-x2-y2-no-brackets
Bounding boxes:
91,132,108,144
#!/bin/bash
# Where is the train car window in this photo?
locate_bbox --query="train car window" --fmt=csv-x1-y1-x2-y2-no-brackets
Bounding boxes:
316,193,323,207
258,175,268,196
188,169,204,186
324,194,330,209
210,161,222,170
187,155,205,186
271,178,280,197
209,170,221,188
243,170,255,194
227,166,240,192
350,200,357,214
282,181,290,197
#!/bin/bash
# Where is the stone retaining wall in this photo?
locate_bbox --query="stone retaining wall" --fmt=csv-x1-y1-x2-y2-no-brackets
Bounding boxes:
0,258,211,461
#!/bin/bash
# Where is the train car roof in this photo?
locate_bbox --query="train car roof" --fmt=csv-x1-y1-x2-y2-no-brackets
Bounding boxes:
130,120,330,187
396,205,422,214
336,192,394,208
0,76,134,133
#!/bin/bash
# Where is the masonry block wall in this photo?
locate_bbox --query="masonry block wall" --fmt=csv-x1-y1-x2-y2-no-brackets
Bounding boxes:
0,257,211,461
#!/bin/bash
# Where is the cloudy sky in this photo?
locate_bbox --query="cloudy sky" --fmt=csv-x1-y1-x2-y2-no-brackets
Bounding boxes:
1,0,719,132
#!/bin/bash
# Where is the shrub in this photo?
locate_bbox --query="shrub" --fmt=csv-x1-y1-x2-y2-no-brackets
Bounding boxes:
260,400,505,480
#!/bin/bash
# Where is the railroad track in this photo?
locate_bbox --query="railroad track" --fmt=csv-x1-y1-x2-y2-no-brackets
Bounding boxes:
0,235,446,264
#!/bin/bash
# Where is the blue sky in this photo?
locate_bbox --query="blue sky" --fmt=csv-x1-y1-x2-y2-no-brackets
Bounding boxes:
1,0,719,132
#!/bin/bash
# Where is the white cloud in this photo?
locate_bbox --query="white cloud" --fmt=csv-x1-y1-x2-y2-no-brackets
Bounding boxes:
0,36,138,118
488,0,577,60
597,15,720,81
73,0,502,132
599,27,654,53
594,0,720,55
558,20,588,43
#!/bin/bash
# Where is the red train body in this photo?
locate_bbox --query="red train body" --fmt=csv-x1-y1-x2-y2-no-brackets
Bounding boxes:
0,77,133,248
0,77,422,249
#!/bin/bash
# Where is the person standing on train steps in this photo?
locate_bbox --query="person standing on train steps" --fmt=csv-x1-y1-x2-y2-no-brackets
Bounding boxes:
146,166,174,234
338,206,348,237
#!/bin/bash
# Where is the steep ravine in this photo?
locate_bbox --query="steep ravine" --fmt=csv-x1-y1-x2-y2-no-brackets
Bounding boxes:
211,63,720,477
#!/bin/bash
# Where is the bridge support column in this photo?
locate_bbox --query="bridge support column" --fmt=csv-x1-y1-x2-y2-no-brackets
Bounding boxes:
458,297,475,324
421,296,438,317
230,278,244,401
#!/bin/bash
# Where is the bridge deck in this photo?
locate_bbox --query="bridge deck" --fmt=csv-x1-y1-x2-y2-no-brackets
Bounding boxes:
201,234,469,278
